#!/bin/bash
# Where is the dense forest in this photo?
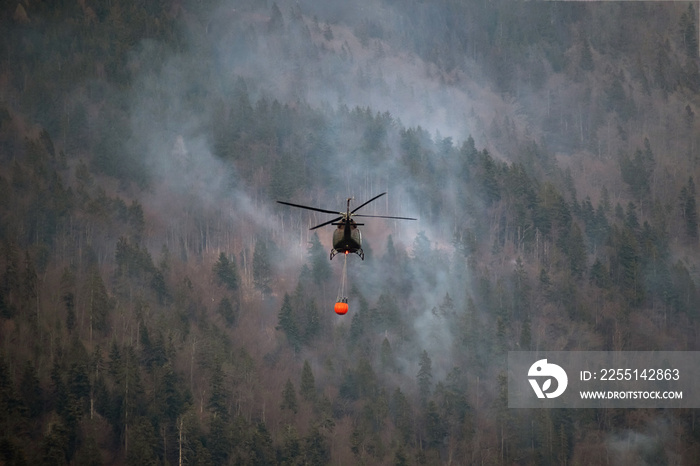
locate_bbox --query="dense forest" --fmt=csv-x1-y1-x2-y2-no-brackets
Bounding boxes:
1,0,700,464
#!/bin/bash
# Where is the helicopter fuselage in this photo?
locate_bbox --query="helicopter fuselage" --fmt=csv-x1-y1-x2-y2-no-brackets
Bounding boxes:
331,219,363,260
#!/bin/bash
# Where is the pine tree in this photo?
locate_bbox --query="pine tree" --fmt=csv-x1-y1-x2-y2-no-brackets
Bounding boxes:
63,290,76,333
390,387,413,445
412,231,432,260
394,447,409,466
126,417,157,466
127,200,145,242
208,416,231,465
277,293,301,352
303,425,330,465
186,438,213,466
19,360,43,418
268,2,284,32
590,204,610,251
159,363,185,422
680,4,699,57
539,268,552,300
355,357,377,399
309,233,331,284
615,227,643,306
300,360,316,402
565,222,587,277
87,268,113,340
107,344,145,455
625,202,640,232
424,400,445,449
480,149,501,204
439,292,455,315
41,423,69,465
213,252,239,291
620,147,653,203
590,258,611,289
375,292,400,331
417,350,432,404
280,425,302,465
303,298,320,344
250,423,276,465
208,362,229,420
380,337,397,372
281,379,298,414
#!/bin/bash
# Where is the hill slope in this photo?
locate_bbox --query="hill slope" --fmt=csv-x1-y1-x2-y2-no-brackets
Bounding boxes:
0,1,699,464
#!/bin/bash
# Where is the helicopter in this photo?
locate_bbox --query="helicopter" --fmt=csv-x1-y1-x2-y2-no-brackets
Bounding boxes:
277,192,417,260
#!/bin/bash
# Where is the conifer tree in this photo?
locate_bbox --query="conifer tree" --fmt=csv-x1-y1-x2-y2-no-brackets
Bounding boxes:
539,268,552,301
280,425,302,464
300,360,316,402
380,337,397,372
425,400,446,449
615,227,643,306
417,350,432,404
680,4,699,57
309,232,331,284
19,360,42,418
126,417,157,466
268,2,284,32
564,222,587,278
250,423,276,464
58,261,76,332
277,293,301,352
208,362,229,420
87,268,113,340
479,149,501,204
394,447,409,466
620,146,654,203
281,379,298,414
209,416,231,465
390,387,413,445
213,252,239,291
375,292,400,331
303,298,320,344
355,357,378,399
590,259,610,289
303,425,330,465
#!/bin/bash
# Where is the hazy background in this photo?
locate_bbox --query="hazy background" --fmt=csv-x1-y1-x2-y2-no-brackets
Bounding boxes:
1,0,699,464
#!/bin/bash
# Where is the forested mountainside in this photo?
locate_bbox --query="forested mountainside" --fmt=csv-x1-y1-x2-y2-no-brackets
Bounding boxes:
1,0,700,464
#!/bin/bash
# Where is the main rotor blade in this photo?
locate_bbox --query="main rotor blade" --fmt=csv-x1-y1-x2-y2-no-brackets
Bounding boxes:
310,216,343,230
352,214,417,220
277,200,342,216
351,192,387,214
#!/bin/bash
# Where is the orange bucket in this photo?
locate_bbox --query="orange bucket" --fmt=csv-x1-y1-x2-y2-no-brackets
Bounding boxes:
334,302,348,315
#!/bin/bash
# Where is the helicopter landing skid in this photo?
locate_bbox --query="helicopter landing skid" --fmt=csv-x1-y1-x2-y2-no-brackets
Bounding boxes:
330,249,364,260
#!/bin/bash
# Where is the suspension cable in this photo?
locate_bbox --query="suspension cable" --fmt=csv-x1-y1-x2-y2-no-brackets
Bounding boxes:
336,252,348,303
